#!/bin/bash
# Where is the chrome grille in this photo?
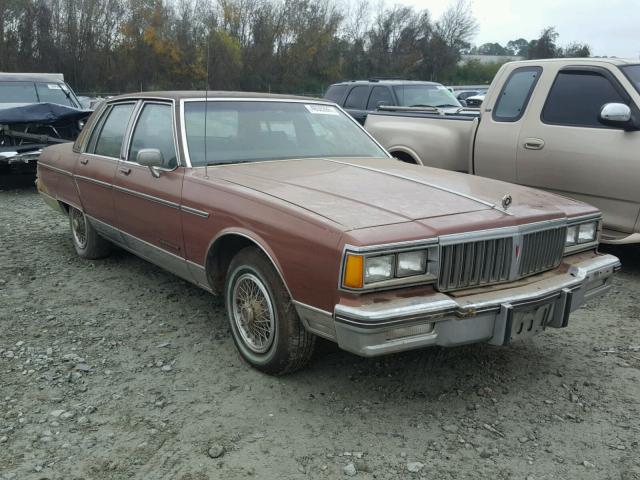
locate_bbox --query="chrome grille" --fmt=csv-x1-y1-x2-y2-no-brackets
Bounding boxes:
518,227,566,276
439,237,513,291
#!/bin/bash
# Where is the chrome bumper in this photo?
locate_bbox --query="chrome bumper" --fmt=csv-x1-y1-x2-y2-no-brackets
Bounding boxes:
332,253,620,357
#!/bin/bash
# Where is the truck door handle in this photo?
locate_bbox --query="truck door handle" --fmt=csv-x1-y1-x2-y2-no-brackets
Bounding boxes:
524,138,545,150
119,166,131,175
80,158,88,165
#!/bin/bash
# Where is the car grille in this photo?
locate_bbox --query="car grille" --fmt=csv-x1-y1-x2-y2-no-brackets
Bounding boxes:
438,227,567,292
518,226,566,276
439,237,513,291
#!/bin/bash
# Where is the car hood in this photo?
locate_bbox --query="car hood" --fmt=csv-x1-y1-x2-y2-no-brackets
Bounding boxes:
213,157,597,230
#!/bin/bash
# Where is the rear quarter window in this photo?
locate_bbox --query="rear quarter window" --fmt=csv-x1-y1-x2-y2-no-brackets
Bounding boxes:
324,85,348,104
492,67,542,122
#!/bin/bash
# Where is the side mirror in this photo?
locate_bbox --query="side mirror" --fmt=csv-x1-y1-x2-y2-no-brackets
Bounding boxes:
136,148,163,177
459,99,468,107
599,103,636,130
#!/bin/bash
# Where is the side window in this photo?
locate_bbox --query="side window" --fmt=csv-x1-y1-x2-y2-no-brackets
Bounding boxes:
542,70,627,128
367,86,394,109
128,103,177,168
493,67,542,122
93,103,135,158
324,85,348,104
344,86,369,110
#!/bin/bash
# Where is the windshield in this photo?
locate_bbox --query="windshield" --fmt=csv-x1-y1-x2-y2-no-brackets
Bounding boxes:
0,81,78,107
621,65,640,95
393,85,461,108
184,101,387,166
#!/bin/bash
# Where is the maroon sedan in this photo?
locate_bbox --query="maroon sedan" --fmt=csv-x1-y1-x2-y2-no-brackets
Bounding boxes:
37,91,620,374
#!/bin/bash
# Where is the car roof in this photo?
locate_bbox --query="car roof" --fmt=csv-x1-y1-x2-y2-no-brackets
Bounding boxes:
330,80,442,87
111,91,323,102
0,72,65,83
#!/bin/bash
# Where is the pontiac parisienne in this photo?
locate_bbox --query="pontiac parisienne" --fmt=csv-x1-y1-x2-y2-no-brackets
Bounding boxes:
36,91,621,374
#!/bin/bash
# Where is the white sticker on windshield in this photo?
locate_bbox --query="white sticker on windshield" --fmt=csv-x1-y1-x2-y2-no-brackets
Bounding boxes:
305,104,339,115
47,84,61,89
436,85,447,90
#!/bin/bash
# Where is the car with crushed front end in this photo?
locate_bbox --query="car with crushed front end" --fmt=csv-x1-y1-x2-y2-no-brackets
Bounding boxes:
36,91,621,375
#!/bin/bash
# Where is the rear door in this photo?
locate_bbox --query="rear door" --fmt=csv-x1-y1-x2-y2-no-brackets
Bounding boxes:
74,101,136,228
110,100,188,277
343,85,371,124
516,65,640,234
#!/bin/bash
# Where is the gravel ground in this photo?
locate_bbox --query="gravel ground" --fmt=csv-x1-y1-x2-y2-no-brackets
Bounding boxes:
1,175,639,480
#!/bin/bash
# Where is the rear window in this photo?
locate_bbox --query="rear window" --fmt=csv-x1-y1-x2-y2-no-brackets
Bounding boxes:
183,101,386,166
324,85,348,104
393,85,461,108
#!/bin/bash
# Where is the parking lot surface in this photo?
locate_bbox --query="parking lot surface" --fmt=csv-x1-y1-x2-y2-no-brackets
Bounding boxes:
1,176,639,480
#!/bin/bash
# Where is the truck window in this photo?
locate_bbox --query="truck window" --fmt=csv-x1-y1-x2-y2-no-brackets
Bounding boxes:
542,70,626,128
367,86,393,109
620,65,640,94
324,85,348,104
344,86,369,110
492,67,542,122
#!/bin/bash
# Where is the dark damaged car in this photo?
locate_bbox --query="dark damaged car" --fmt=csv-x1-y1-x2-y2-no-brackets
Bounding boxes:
0,73,92,174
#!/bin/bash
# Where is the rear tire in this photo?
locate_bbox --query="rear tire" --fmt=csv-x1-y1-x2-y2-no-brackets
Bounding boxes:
68,206,111,259
224,246,316,375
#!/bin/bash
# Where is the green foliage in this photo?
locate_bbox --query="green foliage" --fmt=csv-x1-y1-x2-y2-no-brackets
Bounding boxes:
0,0,592,94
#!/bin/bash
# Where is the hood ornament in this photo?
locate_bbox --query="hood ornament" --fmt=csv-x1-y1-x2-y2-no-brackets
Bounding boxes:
501,194,512,210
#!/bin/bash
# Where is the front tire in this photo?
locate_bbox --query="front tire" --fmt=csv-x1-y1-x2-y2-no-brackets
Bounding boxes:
224,247,316,375
68,206,111,259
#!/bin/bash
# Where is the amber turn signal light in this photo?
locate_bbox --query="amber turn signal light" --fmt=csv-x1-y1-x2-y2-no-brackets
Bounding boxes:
343,254,364,289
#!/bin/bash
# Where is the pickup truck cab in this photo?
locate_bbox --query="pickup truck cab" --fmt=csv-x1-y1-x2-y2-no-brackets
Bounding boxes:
365,58,640,244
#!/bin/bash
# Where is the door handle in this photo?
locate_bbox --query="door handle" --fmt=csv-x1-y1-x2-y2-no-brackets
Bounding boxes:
80,158,88,165
523,138,545,150
119,166,131,175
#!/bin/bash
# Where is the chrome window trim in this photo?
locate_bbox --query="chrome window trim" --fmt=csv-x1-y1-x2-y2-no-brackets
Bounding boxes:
122,99,182,170
178,97,392,168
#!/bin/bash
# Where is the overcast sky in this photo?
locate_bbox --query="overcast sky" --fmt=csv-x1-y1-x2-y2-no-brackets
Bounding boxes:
395,0,640,59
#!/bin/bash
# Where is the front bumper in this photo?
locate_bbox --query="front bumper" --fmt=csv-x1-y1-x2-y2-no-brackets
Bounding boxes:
332,252,620,357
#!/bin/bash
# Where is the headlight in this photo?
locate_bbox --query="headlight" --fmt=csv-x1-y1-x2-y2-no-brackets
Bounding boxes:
342,247,436,290
565,219,599,253
396,250,427,277
364,255,394,283
577,222,597,243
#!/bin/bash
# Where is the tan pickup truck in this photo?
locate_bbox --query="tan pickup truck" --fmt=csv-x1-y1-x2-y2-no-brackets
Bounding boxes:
365,58,640,244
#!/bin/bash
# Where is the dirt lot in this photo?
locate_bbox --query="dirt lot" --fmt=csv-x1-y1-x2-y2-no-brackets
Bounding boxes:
1,175,639,480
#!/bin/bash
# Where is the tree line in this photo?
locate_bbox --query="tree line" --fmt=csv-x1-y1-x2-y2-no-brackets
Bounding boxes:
0,0,591,95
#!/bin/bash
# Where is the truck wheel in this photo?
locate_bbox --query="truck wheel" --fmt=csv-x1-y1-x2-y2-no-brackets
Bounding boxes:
225,246,316,375
68,206,111,259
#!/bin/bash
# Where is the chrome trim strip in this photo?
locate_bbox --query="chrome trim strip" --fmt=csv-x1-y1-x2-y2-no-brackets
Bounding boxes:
324,158,500,211
74,175,112,189
112,184,180,209
181,205,210,218
438,218,568,245
38,162,73,177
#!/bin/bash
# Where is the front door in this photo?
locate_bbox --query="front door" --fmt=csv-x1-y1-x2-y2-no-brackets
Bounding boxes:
516,66,640,235
74,102,136,228
111,101,188,278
